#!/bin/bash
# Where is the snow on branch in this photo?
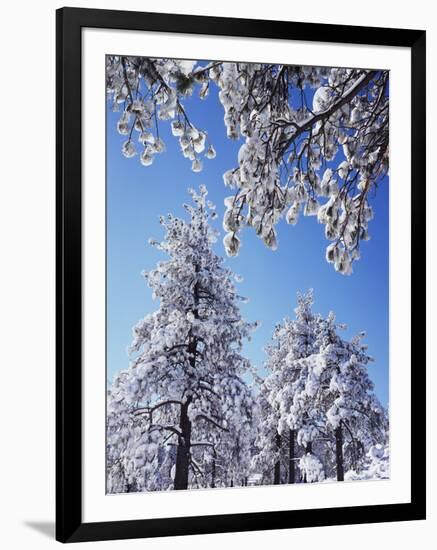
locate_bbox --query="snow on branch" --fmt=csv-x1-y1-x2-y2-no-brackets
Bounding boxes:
107,58,389,274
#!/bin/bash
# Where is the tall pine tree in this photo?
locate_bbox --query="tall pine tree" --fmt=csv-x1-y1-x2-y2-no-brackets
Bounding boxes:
107,186,257,492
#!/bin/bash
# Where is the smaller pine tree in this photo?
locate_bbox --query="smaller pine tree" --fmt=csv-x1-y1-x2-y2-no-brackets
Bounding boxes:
254,291,388,484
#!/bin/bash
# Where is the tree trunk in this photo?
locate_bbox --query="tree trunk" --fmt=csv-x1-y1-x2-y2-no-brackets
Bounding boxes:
289,429,296,484
126,481,135,493
335,425,344,481
211,449,216,489
303,441,313,483
174,400,192,490
174,270,199,491
274,432,282,484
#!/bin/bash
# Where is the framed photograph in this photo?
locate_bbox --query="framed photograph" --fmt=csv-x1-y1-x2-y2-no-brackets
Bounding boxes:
56,7,426,543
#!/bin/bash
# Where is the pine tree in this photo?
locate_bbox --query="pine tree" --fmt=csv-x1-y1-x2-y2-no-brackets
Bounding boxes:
254,291,388,485
254,291,324,484
315,313,388,479
107,186,257,492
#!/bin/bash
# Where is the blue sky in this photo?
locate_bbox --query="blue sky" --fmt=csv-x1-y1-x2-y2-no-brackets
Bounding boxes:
106,77,389,407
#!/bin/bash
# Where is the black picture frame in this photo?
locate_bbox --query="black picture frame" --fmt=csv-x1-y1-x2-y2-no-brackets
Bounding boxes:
56,6,426,543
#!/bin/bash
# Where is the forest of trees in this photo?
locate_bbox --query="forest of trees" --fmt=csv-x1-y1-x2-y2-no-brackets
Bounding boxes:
106,186,389,493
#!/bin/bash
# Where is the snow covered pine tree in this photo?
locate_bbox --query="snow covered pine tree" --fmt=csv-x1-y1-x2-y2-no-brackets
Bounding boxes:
315,312,389,480
254,291,325,484
107,57,388,274
107,186,257,492
255,291,388,484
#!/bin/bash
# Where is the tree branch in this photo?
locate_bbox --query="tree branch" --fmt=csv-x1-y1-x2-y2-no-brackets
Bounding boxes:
280,70,378,152
133,400,182,416
195,414,229,432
